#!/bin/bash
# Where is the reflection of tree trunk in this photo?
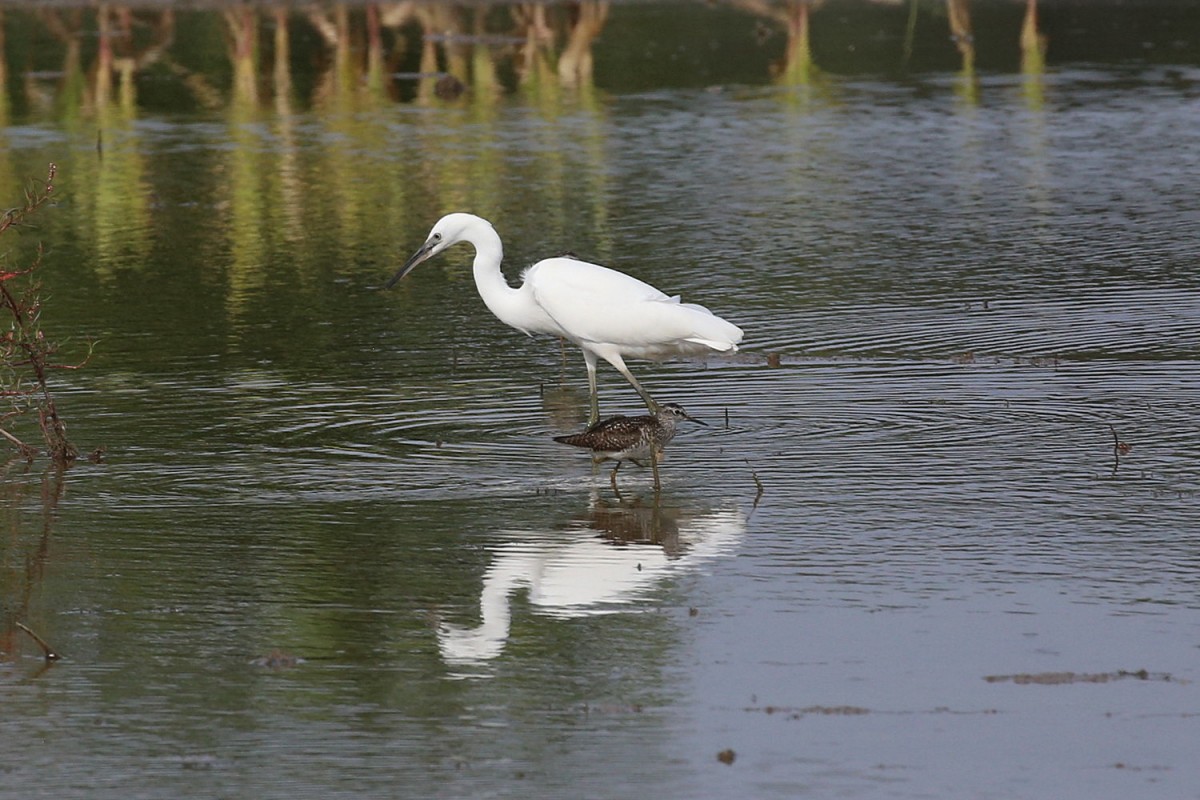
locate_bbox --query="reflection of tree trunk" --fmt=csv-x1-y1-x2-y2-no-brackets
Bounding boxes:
0,10,7,124
273,7,292,112
947,0,974,72
37,9,85,111
557,2,608,87
307,5,355,106
513,3,555,87
224,6,258,106
366,4,386,95
95,7,148,113
379,2,416,29
415,7,441,102
333,5,353,94
726,0,819,84
96,4,115,108
471,7,499,94
433,5,469,82
1020,0,1047,72
378,0,417,99
779,0,813,83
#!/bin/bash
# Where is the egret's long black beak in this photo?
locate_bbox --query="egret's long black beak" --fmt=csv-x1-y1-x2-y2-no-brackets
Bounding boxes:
384,237,438,289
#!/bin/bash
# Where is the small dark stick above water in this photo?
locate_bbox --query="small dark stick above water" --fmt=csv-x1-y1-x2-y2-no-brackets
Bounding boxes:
554,403,705,491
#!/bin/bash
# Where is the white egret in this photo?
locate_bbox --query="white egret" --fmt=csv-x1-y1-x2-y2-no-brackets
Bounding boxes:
386,213,743,423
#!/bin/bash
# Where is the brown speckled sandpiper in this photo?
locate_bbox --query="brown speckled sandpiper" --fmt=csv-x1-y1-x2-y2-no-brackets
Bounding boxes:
554,403,705,490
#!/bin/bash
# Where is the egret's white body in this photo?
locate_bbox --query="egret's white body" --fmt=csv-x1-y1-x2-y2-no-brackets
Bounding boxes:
387,213,743,422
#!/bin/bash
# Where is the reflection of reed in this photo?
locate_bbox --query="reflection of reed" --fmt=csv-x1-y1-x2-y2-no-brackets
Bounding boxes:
0,470,66,677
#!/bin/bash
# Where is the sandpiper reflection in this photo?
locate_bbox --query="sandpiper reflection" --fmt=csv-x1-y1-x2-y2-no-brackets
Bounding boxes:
436,497,746,666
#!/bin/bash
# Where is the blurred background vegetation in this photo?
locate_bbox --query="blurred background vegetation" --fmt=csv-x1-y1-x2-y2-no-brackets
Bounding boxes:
0,0,1196,119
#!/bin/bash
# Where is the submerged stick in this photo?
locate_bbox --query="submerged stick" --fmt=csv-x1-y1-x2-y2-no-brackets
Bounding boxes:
0,426,36,458
1109,424,1131,476
15,621,60,662
747,460,764,506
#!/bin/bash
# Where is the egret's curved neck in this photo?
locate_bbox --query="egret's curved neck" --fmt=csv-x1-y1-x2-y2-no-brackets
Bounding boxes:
467,226,531,332
437,550,532,664
438,577,513,663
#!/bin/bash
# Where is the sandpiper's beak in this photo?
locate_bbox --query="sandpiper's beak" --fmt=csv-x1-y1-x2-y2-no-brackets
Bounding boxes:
684,410,707,426
384,236,439,289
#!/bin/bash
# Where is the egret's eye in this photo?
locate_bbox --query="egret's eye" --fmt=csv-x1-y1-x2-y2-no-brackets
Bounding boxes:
431,233,443,242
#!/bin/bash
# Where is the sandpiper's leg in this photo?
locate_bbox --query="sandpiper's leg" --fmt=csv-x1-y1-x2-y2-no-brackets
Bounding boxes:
610,461,622,496
650,448,661,492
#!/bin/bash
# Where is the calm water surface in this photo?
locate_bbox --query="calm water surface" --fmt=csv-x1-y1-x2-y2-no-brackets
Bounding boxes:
2,25,1200,800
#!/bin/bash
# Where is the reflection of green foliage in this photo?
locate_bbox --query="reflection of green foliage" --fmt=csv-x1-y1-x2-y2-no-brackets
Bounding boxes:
89,72,153,281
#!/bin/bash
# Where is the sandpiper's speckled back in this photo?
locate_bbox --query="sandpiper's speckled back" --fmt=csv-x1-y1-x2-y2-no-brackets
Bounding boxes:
553,403,697,462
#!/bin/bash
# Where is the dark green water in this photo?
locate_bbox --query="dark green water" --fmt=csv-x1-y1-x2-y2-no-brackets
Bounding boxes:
2,3,1199,798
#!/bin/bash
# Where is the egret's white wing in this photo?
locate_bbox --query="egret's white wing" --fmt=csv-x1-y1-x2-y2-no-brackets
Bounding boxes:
526,257,742,356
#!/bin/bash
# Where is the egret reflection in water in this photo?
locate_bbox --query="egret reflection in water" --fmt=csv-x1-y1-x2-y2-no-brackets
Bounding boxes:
436,497,746,666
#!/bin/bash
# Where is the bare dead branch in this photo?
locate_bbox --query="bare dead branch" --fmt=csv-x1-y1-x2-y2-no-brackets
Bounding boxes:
15,621,61,662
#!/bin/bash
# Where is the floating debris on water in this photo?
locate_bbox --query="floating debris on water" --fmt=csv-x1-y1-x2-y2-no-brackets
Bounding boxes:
983,669,1174,685
250,650,303,669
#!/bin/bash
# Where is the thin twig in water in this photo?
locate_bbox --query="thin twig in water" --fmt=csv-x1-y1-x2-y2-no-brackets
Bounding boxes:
15,621,60,662
746,460,764,506
0,426,36,458
1109,424,1131,476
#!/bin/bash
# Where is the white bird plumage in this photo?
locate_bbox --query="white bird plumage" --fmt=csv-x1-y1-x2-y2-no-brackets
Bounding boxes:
386,213,743,423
